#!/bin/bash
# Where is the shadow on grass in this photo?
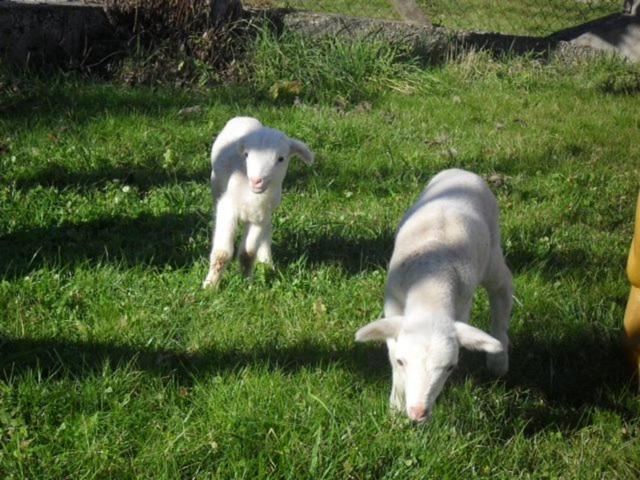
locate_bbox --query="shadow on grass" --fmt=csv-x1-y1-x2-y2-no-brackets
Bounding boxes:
453,328,636,436
2,83,191,126
9,149,316,195
504,232,628,280
0,212,208,278
0,80,273,128
10,163,210,192
0,327,635,434
0,336,389,384
1,201,626,283
274,228,394,275
0,209,395,278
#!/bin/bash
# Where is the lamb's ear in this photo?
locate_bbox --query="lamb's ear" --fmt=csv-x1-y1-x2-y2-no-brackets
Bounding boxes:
288,138,314,165
454,322,503,353
355,316,403,343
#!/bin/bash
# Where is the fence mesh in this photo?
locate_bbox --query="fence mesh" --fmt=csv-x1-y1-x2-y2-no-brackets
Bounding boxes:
243,0,624,36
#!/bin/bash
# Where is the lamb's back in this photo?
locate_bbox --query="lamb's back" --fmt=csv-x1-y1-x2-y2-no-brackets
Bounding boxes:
391,169,498,283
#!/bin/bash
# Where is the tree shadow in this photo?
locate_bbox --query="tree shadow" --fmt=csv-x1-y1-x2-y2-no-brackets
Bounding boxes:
0,211,208,279
503,223,628,280
0,202,394,279
274,228,394,274
0,79,276,129
10,163,210,192
0,202,397,280
451,327,636,437
1,326,635,436
0,335,388,385
2,82,188,126
2,189,623,281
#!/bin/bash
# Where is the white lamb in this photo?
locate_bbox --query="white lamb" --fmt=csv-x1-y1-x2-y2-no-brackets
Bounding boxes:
202,116,314,288
355,168,513,422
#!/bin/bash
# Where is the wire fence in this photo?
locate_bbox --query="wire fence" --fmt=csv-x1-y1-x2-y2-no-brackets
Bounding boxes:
243,0,624,36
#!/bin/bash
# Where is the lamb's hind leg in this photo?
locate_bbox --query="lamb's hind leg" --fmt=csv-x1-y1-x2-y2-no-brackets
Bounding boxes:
485,255,513,376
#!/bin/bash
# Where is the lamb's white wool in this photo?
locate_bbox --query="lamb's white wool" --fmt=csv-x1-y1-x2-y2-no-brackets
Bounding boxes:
202,116,314,288
355,168,513,422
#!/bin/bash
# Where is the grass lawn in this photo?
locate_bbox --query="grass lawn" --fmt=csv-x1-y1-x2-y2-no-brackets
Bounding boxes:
416,0,622,36
248,0,622,36
245,0,399,19
2,38,640,477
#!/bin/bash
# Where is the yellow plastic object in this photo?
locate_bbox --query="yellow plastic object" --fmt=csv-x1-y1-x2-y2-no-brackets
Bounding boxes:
624,192,640,384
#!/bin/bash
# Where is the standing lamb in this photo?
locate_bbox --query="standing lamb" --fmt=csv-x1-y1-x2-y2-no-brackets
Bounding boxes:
355,168,513,422
202,116,314,288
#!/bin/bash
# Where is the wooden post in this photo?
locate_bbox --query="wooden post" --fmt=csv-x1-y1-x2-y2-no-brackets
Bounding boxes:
624,192,640,387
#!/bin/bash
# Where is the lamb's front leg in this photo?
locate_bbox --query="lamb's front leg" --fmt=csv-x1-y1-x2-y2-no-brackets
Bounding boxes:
387,338,405,411
384,293,405,411
239,220,271,277
203,202,237,289
255,220,274,268
486,263,513,376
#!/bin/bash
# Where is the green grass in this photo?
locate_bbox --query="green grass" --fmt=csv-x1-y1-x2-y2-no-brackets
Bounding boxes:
2,38,640,477
244,31,422,105
245,0,399,19
249,0,622,36
417,0,621,35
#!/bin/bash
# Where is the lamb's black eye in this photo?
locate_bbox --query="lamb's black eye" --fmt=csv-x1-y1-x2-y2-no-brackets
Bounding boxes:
277,156,285,163
396,359,405,367
446,365,455,372
244,152,249,158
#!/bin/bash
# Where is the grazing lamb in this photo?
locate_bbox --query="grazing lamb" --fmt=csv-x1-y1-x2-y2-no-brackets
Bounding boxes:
355,168,513,422
202,116,314,288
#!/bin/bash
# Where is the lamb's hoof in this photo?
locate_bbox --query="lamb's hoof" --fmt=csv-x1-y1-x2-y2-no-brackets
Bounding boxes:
487,352,508,376
202,275,220,290
204,252,230,288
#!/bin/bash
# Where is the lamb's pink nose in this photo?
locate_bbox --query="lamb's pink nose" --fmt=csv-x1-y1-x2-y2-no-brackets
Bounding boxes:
249,177,264,189
408,406,429,422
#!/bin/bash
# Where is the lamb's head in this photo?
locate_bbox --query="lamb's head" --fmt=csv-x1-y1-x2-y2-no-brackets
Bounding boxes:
238,127,314,194
355,315,503,422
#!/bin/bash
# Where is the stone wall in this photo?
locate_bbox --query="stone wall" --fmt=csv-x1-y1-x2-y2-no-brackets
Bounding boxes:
0,0,638,68
277,8,639,63
0,0,242,67
0,1,115,67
